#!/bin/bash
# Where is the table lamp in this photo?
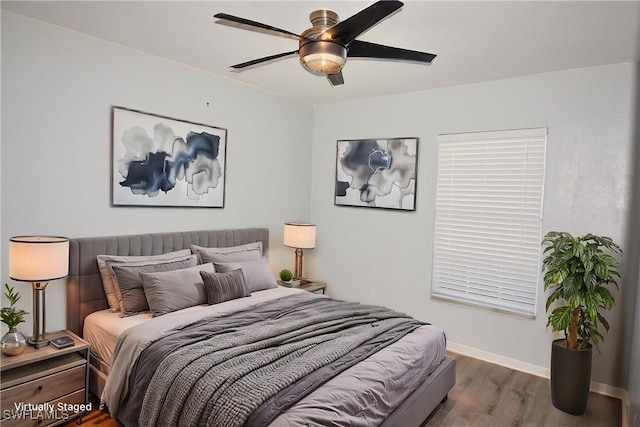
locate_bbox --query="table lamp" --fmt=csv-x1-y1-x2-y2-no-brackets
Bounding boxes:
284,222,316,281
9,236,69,349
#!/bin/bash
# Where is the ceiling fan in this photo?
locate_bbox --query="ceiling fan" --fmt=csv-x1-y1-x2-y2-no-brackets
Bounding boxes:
213,0,436,86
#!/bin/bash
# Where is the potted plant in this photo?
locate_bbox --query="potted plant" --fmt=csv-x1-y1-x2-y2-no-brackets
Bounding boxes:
541,231,621,415
1,284,29,356
279,269,293,284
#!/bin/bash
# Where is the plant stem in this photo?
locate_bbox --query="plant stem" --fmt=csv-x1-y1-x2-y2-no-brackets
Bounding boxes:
568,307,580,349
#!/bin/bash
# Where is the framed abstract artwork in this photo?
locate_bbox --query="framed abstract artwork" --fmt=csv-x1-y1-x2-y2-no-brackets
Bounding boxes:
335,137,418,211
112,107,226,207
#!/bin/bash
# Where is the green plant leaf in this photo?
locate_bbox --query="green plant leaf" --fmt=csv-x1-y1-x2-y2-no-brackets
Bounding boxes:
595,263,608,279
540,232,621,350
548,305,572,332
4,284,21,306
1,284,28,329
553,268,568,285
545,287,564,312
567,294,581,310
584,292,599,322
597,313,610,332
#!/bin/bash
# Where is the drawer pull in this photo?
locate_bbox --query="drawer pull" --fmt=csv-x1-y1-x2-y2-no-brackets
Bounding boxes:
37,385,43,391
37,419,43,425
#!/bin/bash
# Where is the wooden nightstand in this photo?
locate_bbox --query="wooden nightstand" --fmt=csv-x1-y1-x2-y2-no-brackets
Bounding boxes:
298,280,327,294
1,330,90,427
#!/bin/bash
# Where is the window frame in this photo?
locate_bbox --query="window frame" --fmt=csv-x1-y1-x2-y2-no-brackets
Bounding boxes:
431,128,548,318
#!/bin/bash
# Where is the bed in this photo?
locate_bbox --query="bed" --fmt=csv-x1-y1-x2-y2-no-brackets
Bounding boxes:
66,228,455,427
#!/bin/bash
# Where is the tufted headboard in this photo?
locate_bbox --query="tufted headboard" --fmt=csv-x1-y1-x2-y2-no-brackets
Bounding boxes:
66,228,269,336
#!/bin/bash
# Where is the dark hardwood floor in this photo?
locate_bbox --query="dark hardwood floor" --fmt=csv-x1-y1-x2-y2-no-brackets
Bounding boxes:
69,353,621,427
422,353,621,427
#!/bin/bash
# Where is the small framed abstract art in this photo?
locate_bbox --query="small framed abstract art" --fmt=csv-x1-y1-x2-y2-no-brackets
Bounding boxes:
112,107,226,207
335,137,418,211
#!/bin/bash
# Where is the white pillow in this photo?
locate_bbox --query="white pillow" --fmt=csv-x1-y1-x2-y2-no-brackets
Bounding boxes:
190,242,262,264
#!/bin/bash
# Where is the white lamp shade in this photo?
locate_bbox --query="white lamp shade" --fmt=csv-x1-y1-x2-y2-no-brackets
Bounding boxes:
9,236,69,282
284,223,316,249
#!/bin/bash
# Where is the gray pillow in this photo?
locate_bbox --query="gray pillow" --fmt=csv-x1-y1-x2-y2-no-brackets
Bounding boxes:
140,263,214,317
97,249,192,312
213,258,277,293
200,269,250,305
112,255,198,316
191,242,262,264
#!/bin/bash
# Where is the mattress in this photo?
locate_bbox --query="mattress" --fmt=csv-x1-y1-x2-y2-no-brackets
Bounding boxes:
84,310,147,372
91,287,446,426
84,287,306,371
84,303,220,372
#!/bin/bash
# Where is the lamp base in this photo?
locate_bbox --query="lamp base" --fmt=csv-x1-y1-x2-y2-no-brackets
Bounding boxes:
30,282,49,350
28,335,50,349
294,248,304,279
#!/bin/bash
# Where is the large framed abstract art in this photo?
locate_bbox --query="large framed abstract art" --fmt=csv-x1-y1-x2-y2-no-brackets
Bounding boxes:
112,107,226,207
335,138,418,211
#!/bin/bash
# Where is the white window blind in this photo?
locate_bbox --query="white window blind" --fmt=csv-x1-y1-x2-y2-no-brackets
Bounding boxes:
431,128,547,317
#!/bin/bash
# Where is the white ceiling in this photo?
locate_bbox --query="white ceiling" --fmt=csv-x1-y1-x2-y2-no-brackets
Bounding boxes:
3,1,639,105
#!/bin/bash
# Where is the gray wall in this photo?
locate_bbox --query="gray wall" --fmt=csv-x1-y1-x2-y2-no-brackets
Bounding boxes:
0,12,314,332
627,63,640,427
2,10,638,393
310,63,636,388
630,259,640,426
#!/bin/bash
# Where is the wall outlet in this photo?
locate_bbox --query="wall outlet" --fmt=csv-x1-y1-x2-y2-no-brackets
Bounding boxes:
368,288,376,300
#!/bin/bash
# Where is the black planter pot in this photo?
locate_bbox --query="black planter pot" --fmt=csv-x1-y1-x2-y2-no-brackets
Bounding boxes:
550,338,593,415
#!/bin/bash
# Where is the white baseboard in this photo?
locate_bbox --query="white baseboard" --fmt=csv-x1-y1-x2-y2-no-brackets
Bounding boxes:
590,381,627,401
447,341,626,401
621,389,629,427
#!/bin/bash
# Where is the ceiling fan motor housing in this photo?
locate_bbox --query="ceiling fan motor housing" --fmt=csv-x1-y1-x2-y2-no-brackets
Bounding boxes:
299,9,347,76
215,0,436,85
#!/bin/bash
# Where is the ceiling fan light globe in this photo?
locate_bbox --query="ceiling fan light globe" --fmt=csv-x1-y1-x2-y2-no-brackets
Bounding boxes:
299,41,347,76
301,53,345,75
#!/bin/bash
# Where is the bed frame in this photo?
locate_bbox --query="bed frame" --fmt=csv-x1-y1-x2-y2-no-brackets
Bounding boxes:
66,227,455,426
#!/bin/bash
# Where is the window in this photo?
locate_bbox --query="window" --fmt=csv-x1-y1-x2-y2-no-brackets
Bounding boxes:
431,128,547,317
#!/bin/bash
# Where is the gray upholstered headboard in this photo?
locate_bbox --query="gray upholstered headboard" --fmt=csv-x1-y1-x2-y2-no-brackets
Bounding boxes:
66,228,269,337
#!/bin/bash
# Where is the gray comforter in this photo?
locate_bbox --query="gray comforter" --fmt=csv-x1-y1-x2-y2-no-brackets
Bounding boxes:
117,292,425,427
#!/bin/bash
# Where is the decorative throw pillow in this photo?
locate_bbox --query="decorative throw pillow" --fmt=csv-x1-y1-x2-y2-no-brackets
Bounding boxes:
213,258,277,293
97,249,192,312
111,255,198,317
191,242,262,264
200,269,250,305
140,263,214,317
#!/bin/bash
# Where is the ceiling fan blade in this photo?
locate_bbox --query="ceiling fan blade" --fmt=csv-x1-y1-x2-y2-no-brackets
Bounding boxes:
321,1,404,45
327,72,344,86
347,40,436,63
231,50,299,69
214,13,301,40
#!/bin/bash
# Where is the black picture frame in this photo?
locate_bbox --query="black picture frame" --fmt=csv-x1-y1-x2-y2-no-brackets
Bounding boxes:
334,137,418,211
112,107,226,208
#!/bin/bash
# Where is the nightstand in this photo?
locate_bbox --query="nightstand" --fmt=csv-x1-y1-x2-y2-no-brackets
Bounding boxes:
298,280,327,294
1,330,90,427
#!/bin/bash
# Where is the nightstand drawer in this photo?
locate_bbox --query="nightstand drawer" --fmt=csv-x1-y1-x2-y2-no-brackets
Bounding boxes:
0,365,85,413
1,389,85,427
0,331,90,427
